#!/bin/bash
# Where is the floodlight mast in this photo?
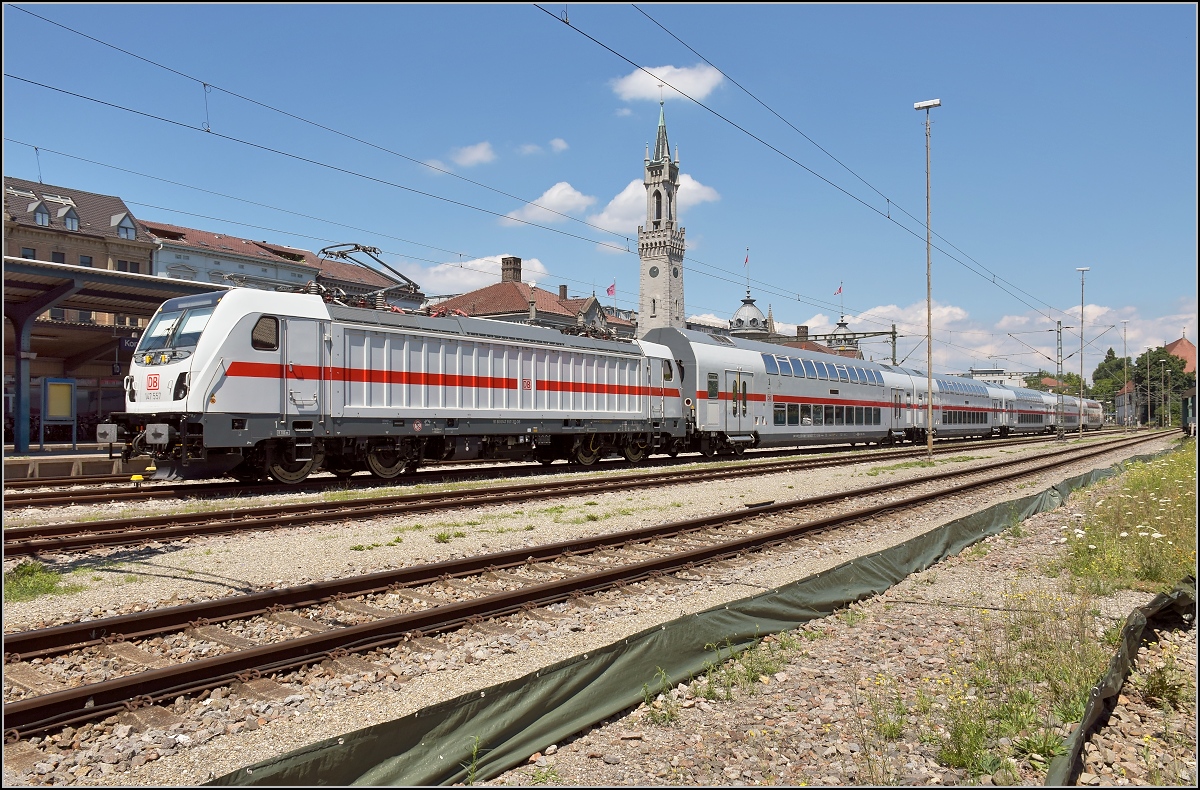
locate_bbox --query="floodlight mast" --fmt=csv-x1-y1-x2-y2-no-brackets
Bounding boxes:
914,98,941,458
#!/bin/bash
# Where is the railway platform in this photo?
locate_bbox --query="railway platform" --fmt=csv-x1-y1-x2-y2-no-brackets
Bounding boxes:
2,444,152,481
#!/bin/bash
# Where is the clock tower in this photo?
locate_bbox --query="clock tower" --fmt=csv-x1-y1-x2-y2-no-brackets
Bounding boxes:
637,101,686,337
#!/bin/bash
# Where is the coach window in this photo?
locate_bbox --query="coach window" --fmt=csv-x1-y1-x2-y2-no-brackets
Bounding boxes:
762,354,779,375
800,404,812,425
741,382,748,416
812,405,823,426
837,366,850,383
855,406,864,425
813,362,828,379
774,404,786,426
776,356,792,376
787,403,799,426
832,406,843,425
824,404,835,425
251,315,279,351
730,379,738,414
802,360,817,378
849,367,861,384
707,373,719,400
662,359,673,382
790,359,805,378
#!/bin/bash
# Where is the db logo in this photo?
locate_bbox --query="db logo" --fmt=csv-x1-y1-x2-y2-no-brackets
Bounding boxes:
412,419,423,432
146,374,160,391
522,378,532,390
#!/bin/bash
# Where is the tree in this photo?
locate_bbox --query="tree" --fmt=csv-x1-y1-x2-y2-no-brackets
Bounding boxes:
1090,348,1130,406
1132,348,1194,426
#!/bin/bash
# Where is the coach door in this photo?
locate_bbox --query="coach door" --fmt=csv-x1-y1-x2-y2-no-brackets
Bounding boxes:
725,370,751,433
283,318,323,420
648,359,665,421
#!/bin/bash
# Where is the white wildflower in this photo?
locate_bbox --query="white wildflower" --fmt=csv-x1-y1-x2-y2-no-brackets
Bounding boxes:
1120,532,1128,537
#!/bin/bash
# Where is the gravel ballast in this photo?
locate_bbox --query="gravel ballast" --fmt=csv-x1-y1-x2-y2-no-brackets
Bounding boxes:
3,434,1190,787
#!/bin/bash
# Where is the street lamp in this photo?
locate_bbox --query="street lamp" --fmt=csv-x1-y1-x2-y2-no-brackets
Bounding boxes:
1076,267,1089,439
1121,320,1128,430
915,97,941,459
1159,360,1167,428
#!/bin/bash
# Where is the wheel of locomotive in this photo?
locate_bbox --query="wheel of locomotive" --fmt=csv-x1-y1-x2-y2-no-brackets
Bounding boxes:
666,446,679,458
574,435,602,466
699,438,716,458
366,444,408,479
730,443,745,457
622,439,649,464
267,452,323,485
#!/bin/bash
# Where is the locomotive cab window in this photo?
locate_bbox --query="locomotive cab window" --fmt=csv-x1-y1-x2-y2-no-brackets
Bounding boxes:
251,315,279,351
661,359,674,382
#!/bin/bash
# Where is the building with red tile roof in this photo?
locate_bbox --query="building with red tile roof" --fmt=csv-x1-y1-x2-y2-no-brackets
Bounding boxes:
1164,335,1196,374
431,256,635,339
138,220,320,289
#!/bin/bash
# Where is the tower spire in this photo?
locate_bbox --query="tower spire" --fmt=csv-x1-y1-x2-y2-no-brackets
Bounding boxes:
653,100,670,162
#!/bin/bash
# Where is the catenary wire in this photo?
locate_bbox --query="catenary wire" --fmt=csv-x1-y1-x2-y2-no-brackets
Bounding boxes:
7,3,638,246
535,4,1068,324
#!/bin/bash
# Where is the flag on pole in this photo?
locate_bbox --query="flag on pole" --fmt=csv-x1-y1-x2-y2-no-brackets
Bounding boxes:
606,281,616,297
834,283,842,296
744,253,749,267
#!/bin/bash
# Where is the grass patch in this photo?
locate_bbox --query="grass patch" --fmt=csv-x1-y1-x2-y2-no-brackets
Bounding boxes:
641,667,680,725
529,766,560,784
1056,441,1196,595
865,459,936,477
4,561,86,602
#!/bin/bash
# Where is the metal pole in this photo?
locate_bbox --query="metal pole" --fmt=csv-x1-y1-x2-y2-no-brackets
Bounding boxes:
925,107,934,459
1076,267,1089,439
1160,360,1166,428
1056,321,1064,441
1121,320,1128,431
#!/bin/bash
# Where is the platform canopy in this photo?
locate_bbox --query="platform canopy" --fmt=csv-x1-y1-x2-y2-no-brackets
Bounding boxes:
3,256,231,452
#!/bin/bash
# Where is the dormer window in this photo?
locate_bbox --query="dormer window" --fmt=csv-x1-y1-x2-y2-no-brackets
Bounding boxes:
32,202,50,226
111,212,137,240
60,207,80,231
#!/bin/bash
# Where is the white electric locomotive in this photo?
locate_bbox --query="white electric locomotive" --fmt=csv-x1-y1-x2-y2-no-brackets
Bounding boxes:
98,289,1102,483
98,289,686,482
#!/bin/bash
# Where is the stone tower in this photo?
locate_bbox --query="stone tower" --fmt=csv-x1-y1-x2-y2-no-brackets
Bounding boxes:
637,101,686,337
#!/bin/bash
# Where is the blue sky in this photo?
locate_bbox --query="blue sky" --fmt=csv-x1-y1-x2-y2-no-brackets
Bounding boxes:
4,3,1196,378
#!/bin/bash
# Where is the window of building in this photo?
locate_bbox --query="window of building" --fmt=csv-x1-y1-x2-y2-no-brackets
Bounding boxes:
117,216,137,240
77,310,94,323
51,252,66,263
34,204,50,226
21,247,36,259
79,255,93,267
61,208,79,231
49,308,66,321
116,260,142,274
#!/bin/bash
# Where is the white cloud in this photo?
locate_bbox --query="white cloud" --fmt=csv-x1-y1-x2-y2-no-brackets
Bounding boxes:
611,64,723,102
503,182,596,226
615,107,633,117
587,173,719,240
587,179,643,236
398,255,550,296
687,313,727,329
518,143,542,155
549,137,569,153
423,159,449,174
677,173,720,213
449,141,496,167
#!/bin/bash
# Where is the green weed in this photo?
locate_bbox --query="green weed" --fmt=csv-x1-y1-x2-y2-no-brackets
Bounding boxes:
4,561,85,602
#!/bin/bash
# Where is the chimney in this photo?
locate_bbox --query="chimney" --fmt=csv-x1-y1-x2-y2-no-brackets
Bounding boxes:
501,256,522,283
528,298,537,322
796,325,809,341
559,284,568,300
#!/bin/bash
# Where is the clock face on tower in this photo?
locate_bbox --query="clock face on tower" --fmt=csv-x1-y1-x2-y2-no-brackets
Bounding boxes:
648,266,660,278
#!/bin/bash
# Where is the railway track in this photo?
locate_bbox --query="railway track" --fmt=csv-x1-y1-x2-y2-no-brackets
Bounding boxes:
2,433,1126,556
2,431,1110,507
1,431,1162,738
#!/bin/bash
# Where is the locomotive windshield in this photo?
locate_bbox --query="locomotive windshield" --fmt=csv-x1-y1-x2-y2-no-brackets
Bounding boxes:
136,306,215,354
